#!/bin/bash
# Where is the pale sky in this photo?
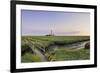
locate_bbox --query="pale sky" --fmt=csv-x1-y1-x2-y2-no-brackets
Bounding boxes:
21,10,90,36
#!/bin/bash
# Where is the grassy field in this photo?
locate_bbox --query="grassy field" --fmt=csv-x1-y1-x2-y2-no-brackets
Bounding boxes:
52,48,90,61
21,36,90,63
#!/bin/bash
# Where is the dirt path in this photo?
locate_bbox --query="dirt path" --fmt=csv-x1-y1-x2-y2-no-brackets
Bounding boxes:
29,43,48,61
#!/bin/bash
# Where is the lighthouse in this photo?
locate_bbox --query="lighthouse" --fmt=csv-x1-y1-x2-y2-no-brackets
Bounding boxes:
45,24,54,36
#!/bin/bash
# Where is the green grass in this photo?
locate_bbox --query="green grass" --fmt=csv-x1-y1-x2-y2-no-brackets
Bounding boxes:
22,36,89,42
53,49,90,61
21,52,42,62
21,36,90,47
21,36,90,62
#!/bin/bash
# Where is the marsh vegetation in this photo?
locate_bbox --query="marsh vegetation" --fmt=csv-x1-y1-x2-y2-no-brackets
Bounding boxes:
21,36,90,63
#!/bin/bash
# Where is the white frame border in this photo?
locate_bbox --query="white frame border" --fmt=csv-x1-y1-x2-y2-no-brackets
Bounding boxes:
16,4,94,69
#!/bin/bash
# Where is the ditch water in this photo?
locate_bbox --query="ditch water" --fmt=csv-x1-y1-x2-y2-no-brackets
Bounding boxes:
46,41,90,52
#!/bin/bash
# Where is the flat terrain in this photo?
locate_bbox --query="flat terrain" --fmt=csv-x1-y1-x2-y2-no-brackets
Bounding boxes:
21,36,90,63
